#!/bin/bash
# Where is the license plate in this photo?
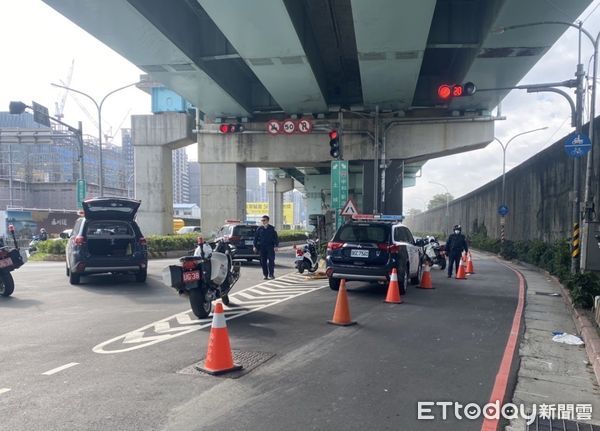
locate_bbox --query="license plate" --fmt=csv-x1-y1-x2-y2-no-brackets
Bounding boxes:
0,257,12,268
350,249,369,258
183,270,200,283
245,240,254,246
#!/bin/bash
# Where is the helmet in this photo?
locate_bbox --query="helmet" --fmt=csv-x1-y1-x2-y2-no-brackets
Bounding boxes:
40,228,47,233
429,237,436,243
453,225,461,231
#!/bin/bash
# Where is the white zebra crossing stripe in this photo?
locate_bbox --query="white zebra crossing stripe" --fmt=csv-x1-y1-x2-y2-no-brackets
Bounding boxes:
93,272,327,354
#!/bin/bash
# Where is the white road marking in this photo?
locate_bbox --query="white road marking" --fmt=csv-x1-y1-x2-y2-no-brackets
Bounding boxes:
42,362,80,376
93,272,327,354
0,388,11,395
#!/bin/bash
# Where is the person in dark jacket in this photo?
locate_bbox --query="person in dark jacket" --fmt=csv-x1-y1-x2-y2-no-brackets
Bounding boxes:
445,224,469,278
253,215,279,280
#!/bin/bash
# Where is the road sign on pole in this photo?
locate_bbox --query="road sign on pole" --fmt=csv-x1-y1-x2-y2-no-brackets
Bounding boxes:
341,198,358,216
564,132,592,158
76,179,87,209
32,101,51,127
266,120,281,135
498,204,509,217
331,160,349,229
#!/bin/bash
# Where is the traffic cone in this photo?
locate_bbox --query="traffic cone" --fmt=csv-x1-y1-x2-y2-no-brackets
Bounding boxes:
466,251,475,274
419,262,434,289
328,279,357,326
461,251,467,263
456,258,467,280
384,268,403,303
196,301,243,375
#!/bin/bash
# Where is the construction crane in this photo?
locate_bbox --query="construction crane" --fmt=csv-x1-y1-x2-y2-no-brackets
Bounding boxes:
54,59,74,121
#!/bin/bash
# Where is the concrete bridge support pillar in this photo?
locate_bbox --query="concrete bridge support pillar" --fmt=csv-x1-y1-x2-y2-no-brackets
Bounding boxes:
383,160,404,215
268,177,294,230
132,113,194,235
200,163,246,236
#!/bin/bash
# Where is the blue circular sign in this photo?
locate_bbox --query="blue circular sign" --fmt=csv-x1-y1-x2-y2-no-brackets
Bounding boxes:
564,132,592,158
498,205,509,216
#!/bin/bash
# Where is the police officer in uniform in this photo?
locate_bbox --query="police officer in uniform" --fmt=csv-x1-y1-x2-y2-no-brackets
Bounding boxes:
253,215,279,280
445,224,468,278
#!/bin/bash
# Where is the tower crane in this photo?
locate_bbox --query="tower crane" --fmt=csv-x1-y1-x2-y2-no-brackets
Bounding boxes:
54,59,74,121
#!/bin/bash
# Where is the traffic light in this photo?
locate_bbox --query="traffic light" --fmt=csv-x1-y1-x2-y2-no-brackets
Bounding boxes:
9,101,27,115
437,82,476,100
329,130,340,159
218,123,245,134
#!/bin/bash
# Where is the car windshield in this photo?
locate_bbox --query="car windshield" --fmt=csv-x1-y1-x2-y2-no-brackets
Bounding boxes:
336,224,389,243
233,226,257,236
86,221,133,236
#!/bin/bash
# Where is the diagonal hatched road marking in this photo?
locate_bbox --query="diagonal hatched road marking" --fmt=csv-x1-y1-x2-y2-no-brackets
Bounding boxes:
93,272,326,354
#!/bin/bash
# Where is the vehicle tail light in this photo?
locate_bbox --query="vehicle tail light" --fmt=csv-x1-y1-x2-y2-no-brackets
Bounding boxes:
74,235,86,246
327,241,343,251
182,261,197,271
228,235,241,242
326,268,334,277
76,262,86,272
138,237,147,246
377,243,399,253
296,248,303,256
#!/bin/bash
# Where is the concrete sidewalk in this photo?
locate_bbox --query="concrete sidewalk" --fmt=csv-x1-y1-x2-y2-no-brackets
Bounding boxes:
500,259,600,430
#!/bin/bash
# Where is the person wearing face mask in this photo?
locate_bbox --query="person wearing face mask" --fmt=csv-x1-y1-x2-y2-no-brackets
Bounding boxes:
445,224,468,278
253,215,279,280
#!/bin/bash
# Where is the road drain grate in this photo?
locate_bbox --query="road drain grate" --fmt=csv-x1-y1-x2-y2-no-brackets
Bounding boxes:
527,417,600,430
177,351,275,379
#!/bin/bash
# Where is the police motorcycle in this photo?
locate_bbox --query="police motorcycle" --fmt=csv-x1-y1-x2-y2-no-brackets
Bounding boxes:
423,236,446,270
0,225,26,297
163,236,241,319
294,234,320,274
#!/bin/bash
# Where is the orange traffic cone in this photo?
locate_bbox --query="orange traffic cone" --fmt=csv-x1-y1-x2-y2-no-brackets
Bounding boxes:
196,301,243,375
328,279,357,326
419,262,434,289
456,257,467,280
384,268,404,303
461,251,467,263
466,251,475,274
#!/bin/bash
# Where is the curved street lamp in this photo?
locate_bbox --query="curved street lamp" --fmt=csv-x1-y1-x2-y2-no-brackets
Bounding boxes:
51,82,138,196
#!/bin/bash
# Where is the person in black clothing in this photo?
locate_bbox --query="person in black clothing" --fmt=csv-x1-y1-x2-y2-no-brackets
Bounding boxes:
445,224,469,278
253,215,279,280
39,228,48,241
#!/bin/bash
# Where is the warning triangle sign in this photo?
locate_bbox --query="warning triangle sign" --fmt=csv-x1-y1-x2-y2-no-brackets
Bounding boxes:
341,198,358,216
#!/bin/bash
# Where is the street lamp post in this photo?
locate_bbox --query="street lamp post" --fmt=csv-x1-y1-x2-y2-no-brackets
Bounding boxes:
494,127,548,242
494,20,597,273
429,181,450,236
51,82,138,196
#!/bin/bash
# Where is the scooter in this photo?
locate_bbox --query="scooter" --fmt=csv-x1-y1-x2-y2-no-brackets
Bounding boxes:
424,237,446,270
294,236,320,274
163,237,241,319
0,225,26,297
28,235,40,255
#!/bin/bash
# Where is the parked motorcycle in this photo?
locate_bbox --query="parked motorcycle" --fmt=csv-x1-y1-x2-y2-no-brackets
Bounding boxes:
294,236,320,274
28,235,40,255
423,237,446,270
163,237,241,319
0,225,26,297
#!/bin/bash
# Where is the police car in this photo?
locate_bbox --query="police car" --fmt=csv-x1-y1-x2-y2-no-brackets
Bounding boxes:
325,214,423,293
214,220,260,262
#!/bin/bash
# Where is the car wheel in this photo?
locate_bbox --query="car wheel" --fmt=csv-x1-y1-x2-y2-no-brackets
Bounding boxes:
0,272,15,297
328,277,341,291
399,266,408,295
69,272,81,285
410,261,422,285
135,269,147,283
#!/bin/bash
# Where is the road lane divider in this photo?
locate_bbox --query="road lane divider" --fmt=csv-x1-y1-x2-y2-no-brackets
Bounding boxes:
93,272,327,354
42,362,80,376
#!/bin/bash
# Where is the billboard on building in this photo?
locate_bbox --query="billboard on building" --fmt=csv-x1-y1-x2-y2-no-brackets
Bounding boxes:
246,202,294,225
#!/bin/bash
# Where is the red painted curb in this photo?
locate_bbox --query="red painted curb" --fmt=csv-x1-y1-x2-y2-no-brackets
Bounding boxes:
480,265,525,431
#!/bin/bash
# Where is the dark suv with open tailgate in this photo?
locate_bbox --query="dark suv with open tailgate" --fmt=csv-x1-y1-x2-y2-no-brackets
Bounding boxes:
65,198,148,285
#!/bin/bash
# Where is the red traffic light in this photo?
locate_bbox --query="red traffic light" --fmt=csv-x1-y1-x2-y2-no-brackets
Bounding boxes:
329,130,338,140
219,123,245,134
437,82,476,100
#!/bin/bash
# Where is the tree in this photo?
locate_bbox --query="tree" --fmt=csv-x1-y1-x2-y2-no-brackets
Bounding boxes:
428,193,454,210
406,208,423,216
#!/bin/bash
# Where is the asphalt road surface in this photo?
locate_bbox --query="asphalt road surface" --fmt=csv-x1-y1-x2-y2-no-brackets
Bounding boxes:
0,251,519,431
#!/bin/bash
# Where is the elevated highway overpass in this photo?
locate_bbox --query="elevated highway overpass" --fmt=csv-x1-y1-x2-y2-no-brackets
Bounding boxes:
43,0,592,234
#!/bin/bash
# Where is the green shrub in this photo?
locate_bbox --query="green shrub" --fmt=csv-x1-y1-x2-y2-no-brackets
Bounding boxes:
278,230,310,243
146,234,198,253
36,239,67,255
566,272,600,308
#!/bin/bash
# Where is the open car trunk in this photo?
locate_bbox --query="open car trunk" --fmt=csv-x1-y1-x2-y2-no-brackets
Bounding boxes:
85,221,136,257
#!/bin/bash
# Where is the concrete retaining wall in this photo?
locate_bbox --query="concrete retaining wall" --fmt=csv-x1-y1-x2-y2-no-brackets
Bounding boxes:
405,119,600,242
